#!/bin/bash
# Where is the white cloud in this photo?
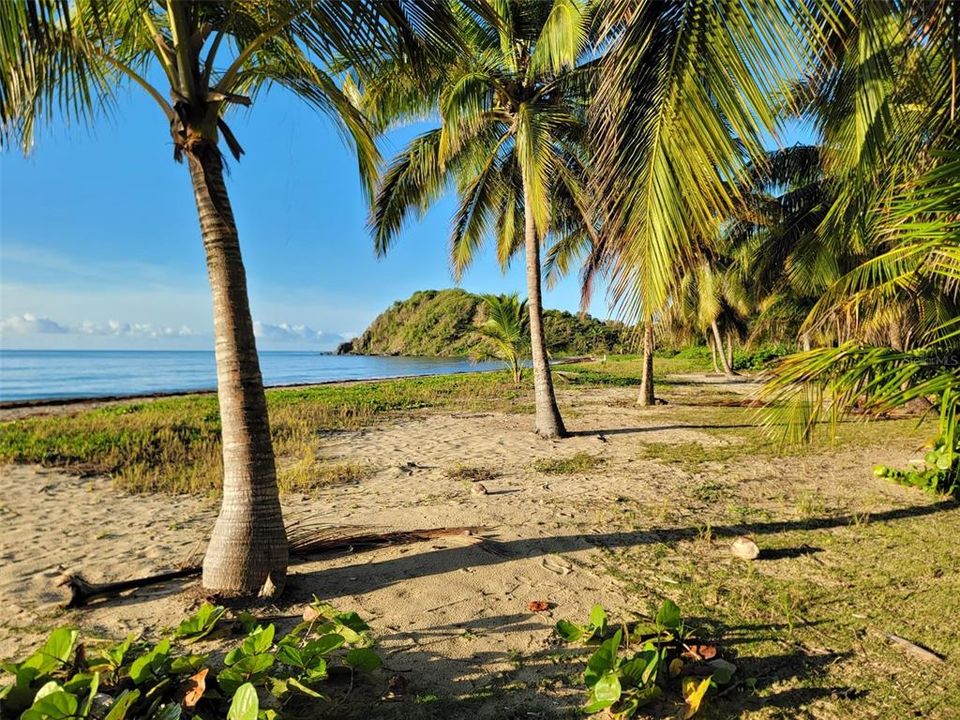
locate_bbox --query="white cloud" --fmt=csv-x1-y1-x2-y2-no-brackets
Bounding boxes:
0,313,70,334
76,320,200,338
253,321,342,346
0,313,199,339
77,320,200,338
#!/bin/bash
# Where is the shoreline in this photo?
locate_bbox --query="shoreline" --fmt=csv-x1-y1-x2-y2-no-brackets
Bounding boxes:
0,356,596,419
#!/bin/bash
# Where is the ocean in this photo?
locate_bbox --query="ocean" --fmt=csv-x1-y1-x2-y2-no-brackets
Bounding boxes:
0,350,504,403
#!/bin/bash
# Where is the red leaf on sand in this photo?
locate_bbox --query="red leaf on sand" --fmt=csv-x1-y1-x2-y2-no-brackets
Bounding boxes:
179,667,208,709
528,600,550,612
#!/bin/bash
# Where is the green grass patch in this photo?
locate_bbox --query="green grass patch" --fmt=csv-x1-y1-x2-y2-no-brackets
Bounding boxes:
444,464,500,483
533,452,604,475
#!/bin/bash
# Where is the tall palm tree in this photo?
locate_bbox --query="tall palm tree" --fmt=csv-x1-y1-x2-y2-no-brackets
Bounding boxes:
366,0,597,439
1,0,453,594
589,1,806,361
758,1,960,465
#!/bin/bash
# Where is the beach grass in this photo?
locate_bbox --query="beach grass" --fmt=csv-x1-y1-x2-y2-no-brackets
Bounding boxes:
0,357,697,494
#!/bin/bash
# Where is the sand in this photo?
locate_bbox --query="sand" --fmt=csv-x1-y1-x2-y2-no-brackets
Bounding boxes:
0,377,938,718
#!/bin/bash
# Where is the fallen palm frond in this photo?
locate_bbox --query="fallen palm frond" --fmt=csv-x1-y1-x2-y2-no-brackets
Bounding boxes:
58,522,485,608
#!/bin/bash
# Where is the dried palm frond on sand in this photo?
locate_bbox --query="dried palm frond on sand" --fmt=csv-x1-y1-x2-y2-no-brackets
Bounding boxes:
57,518,485,608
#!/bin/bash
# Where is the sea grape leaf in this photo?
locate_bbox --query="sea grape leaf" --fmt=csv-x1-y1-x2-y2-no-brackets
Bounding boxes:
21,689,79,720
655,600,682,631
129,640,171,686
555,620,584,643
593,673,621,705
169,654,209,674
175,604,226,643
22,629,77,675
227,683,258,720
584,630,621,688
103,689,140,720
286,677,330,700
303,633,345,660
588,605,607,634
345,648,381,673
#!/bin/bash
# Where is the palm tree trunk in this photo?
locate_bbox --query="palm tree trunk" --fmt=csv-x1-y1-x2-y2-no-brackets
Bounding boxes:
725,333,735,372
187,145,288,595
638,318,656,406
801,333,812,352
711,321,735,376
709,334,720,373
523,188,566,438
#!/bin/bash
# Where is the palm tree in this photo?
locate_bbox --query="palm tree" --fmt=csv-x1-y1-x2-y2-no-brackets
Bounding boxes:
588,1,805,370
758,1,960,466
366,0,598,439
474,294,528,385
1,0,453,594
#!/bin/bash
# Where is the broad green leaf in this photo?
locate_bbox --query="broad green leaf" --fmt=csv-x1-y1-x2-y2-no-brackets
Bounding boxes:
618,649,658,688
242,626,275,657
175,604,226,643
588,605,607,632
128,640,170,686
655,600,682,631
22,629,77,675
22,689,79,720
227,683,259,720
303,633,345,660
286,677,330,700
169,654,209,674
275,645,304,669
103,689,140,720
583,630,621,688
555,620,584,643
345,648,381,673
593,672,621,704
80,672,99,719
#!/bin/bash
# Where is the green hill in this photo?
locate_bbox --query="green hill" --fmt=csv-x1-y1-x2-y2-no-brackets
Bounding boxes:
338,289,633,357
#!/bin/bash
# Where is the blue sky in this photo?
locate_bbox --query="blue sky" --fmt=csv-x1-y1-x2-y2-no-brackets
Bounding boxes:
1,80,814,351
1,82,615,351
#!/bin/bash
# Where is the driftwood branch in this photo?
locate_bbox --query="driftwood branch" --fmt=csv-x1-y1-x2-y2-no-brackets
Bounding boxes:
886,634,945,663
58,525,483,608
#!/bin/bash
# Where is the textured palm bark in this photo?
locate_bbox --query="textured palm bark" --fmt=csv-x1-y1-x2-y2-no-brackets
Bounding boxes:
187,146,288,594
638,318,656,405
709,334,720,373
711,321,736,376
523,188,566,438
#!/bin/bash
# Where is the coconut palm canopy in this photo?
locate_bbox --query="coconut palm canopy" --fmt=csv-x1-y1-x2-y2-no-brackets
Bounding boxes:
0,0,462,594
364,0,600,438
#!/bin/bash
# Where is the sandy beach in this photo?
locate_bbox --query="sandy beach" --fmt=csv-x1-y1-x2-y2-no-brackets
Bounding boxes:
2,373,957,719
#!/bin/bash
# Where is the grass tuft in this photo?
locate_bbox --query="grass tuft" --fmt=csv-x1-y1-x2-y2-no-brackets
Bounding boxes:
533,452,604,475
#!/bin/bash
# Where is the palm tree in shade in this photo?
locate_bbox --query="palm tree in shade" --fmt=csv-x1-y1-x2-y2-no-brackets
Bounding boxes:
365,0,598,439
0,0,456,595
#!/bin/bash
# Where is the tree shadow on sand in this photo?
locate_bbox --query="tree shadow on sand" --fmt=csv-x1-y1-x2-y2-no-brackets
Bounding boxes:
294,614,861,720
282,500,955,598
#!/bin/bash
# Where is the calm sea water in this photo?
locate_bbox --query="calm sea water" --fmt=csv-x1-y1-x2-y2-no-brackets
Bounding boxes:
0,350,503,403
